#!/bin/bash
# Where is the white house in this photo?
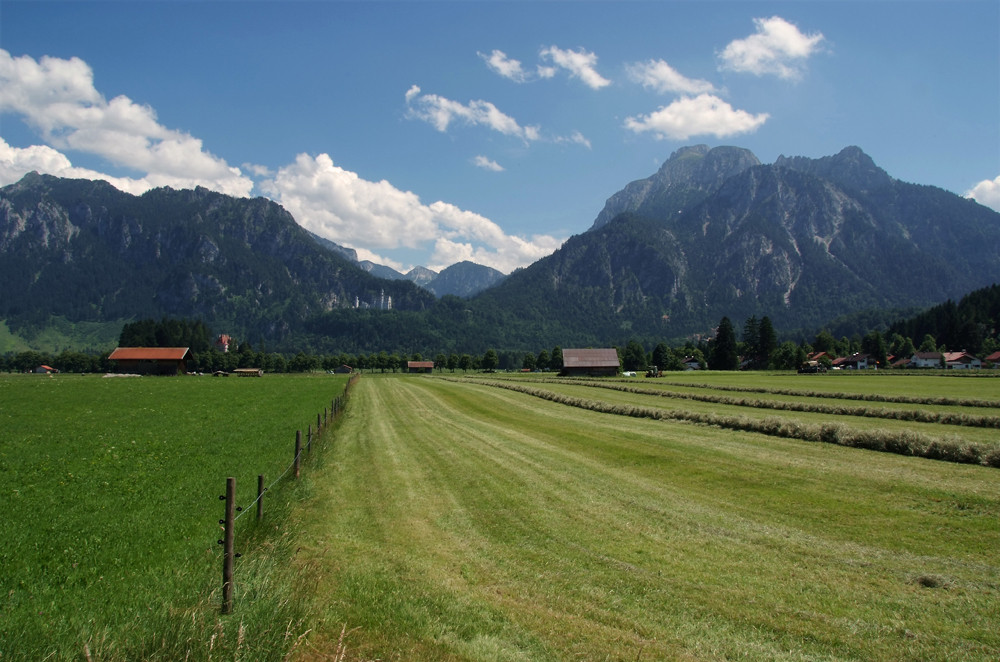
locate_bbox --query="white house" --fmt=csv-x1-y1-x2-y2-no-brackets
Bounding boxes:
910,352,943,368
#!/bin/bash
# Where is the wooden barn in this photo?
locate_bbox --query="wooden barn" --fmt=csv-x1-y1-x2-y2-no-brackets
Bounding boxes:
108,347,191,375
559,348,620,377
407,360,435,374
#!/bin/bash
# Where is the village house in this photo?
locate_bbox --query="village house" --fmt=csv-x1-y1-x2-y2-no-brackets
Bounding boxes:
831,353,874,370
108,347,191,375
406,360,434,374
559,348,620,377
682,356,703,370
985,351,1000,368
943,351,982,369
909,352,944,368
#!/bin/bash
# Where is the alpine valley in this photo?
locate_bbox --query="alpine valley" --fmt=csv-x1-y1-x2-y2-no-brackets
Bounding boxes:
2,145,999,354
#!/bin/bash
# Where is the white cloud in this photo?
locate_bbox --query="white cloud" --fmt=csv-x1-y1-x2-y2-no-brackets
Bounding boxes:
555,131,592,150
479,49,528,82
624,94,769,140
0,49,253,196
405,86,540,143
262,153,563,273
718,16,825,80
627,59,716,95
0,137,148,193
539,45,611,89
473,155,504,172
966,176,1000,212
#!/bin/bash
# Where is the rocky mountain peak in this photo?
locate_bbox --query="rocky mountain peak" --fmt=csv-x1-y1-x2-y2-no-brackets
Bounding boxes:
591,145,760,230
775,146,893,194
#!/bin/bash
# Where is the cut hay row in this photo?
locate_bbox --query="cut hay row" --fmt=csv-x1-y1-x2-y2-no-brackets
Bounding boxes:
462,378,1000,468
526,377,1000,429
648,378,1000,408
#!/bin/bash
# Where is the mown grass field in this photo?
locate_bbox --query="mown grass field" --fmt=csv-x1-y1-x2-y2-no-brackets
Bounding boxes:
0,372,349,661
292,373,1000,661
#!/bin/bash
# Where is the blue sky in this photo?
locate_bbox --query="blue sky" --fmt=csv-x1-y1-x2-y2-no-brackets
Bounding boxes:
2,1,998,274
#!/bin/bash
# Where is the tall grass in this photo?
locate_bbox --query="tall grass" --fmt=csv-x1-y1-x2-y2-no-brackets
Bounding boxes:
0,373,348,661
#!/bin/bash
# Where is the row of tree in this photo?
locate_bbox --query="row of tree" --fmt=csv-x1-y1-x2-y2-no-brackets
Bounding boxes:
5,308,998,375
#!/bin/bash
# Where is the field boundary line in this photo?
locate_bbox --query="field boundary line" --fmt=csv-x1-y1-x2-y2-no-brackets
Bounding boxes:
220,372,360,613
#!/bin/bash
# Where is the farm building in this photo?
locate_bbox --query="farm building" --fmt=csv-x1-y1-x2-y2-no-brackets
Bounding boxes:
832,353,874,370
407,360,434,373
943,351,982,369
909,352,944,368
108,347,191,375
559,348,620,377
34,365,58,374
233,368,264,377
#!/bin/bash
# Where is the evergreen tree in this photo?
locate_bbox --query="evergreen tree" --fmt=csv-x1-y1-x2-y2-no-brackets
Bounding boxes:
758,316,778,365
861,331,888,367
709,317,739,370
742,316,760,362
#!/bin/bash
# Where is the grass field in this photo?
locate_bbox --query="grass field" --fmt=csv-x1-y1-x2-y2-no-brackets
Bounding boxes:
4,371,999,661
291,373,1000,661
0,372,349,661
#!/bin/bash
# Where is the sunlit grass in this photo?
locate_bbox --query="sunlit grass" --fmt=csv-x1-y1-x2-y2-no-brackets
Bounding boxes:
0,372,347,661
292,375,1000,660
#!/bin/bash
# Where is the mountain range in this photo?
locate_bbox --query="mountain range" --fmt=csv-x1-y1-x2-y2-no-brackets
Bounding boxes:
2,144,999,353
305,230,505,297
470,144,1000,346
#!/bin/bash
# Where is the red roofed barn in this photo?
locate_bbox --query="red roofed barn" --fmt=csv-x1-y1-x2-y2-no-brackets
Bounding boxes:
108,347,191,375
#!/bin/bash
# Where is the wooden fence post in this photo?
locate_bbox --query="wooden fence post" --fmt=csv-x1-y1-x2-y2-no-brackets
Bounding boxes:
294,430,302,479
307,424,312,454
221,477,235,614
256,474,264,521
317,412,321,432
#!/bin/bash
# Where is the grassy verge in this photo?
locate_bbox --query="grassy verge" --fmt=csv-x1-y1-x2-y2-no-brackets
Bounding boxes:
291,375,1000,660
0,372,349,661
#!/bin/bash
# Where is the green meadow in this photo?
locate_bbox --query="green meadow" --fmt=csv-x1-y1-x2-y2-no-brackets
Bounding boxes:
1,372,348,661
293,373,1000,661
3,371,999,660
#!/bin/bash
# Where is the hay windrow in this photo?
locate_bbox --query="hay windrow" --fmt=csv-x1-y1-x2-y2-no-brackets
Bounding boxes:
461,378,1000,469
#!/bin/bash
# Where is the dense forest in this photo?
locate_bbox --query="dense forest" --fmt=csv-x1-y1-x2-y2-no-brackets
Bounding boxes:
5,283,999,374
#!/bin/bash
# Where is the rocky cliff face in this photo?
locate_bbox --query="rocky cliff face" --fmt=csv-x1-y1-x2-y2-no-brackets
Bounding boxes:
479,145,1000,338
0,173,434,345
590,145,761,230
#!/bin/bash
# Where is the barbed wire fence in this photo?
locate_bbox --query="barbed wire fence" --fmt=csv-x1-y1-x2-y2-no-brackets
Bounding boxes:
217,372,360,614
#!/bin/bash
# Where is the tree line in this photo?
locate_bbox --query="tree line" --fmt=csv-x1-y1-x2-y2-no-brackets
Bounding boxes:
5,300,999,375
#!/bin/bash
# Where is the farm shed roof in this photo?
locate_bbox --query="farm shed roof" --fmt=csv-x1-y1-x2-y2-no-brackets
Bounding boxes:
109,347,192,360
407,361,435,369
561,348,620,369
